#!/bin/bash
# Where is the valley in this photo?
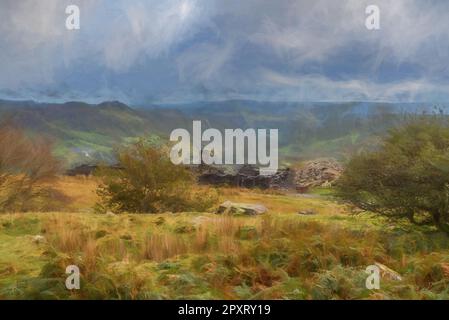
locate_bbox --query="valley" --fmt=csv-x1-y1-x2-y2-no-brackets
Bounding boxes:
0,99,430,167
1,99,449,300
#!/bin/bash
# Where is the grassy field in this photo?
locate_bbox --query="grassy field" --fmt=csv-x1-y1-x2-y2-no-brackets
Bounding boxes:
1,177,449,300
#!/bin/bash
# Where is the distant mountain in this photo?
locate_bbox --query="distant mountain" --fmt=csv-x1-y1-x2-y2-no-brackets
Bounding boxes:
0,100,189,165
165,100,446,162
0,99,445,167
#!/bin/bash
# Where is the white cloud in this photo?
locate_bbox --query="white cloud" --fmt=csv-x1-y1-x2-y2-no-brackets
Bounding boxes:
1,0,449,102
258,69,449,102
101,0,207,71
176,42,234,82
0,0,209,85
0,0,102,88
249,0,449,72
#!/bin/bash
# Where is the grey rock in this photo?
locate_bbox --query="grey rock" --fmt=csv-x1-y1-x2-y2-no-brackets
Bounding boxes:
32,235,46,244
298,209,317,216
217,201,268,216
196,164,294,190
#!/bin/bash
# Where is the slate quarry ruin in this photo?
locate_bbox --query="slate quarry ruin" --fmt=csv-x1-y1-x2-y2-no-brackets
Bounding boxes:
195,164,294,190
65,158,343,193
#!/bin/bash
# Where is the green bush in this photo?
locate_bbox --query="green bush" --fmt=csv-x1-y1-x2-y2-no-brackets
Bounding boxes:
337,118,449,234
96,139,217,213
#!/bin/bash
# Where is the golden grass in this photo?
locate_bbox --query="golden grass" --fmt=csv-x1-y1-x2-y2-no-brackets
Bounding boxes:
51,176,100,212
28,177,356,273
43,214,88,252
7,176,435,300
142,233,188,262
48,176,348,219
210,214,243,236
2,202,449,299
83,237,98,273
194,225,209,251
218,187,347,216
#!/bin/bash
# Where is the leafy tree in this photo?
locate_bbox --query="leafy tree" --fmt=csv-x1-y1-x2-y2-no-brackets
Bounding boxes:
0,123,60,212
96,139,217,213
337,117,449,234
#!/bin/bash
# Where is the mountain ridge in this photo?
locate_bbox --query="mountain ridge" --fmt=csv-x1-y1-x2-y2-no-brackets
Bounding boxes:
1,99,445,167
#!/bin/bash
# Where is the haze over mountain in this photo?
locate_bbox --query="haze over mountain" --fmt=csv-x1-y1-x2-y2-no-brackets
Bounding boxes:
2,1,448,165
1,98,444,167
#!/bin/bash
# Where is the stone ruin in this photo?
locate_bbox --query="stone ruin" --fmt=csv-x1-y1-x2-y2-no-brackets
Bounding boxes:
65,159,344,194
194,164,294,190
294,158,343,193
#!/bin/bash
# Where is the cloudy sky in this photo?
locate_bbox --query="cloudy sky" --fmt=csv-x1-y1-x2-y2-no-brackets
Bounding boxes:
1,0,449,104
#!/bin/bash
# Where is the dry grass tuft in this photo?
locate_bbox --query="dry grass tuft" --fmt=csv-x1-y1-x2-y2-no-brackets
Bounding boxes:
142,233,188,262
43,215,88,252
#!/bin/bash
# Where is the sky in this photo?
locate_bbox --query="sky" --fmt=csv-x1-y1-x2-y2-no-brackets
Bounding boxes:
1,0,449,104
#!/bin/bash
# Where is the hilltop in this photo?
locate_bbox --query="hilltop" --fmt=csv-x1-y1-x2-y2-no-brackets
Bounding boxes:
0,99,443,166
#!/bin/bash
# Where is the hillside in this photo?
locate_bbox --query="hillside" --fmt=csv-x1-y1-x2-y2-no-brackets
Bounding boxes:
0,99,441,167
1,177,449,299
0,100,189,165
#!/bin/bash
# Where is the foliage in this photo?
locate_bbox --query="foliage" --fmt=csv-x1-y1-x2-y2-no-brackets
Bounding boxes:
1,99,408,165
337,117,449,234
0,124,60,212
3,201,449,300
95,139,217,213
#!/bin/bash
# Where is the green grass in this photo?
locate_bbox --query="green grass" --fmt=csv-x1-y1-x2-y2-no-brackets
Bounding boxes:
309,187,337,197
1,185,449,300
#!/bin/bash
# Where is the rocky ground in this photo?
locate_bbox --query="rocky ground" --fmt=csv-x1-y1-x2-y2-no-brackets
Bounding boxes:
294,158,344,192
193,158,344,193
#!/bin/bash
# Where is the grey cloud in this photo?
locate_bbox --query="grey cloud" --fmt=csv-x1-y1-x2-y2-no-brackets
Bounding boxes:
1,0,449,102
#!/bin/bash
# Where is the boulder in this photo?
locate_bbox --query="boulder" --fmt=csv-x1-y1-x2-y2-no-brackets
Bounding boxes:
32,235,46,244
216,201,268,216
298,209,317,216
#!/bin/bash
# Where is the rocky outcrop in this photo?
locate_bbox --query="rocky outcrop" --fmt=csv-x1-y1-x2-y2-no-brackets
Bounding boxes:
216,201,268,215
196,160,343,193
294,158,343,193
197,164,294,190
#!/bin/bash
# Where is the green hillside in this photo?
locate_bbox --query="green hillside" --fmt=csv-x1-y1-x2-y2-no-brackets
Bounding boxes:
0,99,432,167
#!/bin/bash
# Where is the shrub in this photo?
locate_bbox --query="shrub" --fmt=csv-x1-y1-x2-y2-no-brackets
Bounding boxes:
337,118,449,234
96,139,217,213
0,124,60,212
